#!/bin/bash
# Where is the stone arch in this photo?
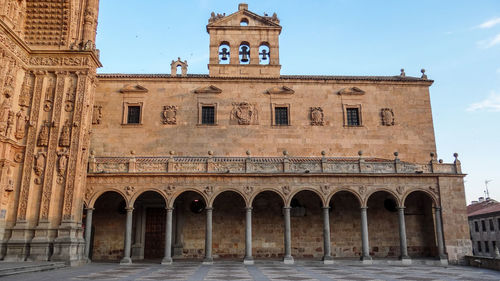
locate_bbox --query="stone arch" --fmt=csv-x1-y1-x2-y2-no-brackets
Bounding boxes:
209,188,248,207
258,42,270,65
402,188,439,207
249,188,285,207
88,188,128,208
287,188,325,207
239,41,251,64
169,188,208,208
218,41,230,64
170,57,187,76
129,188,168,208
365,188,401,208
327,188,362,207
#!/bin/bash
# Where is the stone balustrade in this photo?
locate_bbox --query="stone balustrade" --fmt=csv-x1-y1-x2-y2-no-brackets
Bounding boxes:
88,155,460,175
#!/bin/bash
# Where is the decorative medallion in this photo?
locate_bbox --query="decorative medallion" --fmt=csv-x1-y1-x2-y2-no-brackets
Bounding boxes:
320,185,331,195
165,185,176,195
244,186,254,195
231,102,258,125
381,108,395,126
282,185,291,195
204,186,214,196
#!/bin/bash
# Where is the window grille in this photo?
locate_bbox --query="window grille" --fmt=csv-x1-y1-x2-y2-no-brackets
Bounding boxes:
127,106,141,124
346,108,360,126
275,107,289,125
201,106,215,125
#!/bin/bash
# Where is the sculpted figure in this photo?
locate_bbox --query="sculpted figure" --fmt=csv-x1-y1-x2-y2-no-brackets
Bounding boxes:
6,110,14,137
59,120,71,147
15,108,28,139
57,150,68,176
37,121,50,147
0,98,11,134
34,152,46,176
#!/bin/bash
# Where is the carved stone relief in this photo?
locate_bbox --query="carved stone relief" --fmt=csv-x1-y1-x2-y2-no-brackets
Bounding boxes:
162,106,177,125
164,185,175,195
244,186,253,195
24,0,70,46
230,102,258,125
310,107,324,126
282,185,291,195
381,108,395,126
92,105,102,124
37,121,50,147
59,120,71,147
204,186,214,196
0,96,12,135
57,150,69,183
15,108,28,139
320,185,331,195
124,186,135,197
396,185,405,195
358,185,367,195
34,151,46,184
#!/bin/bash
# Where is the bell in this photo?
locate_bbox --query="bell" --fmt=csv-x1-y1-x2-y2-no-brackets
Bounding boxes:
239,46,249,63
219,48,229,61
260,49,268,60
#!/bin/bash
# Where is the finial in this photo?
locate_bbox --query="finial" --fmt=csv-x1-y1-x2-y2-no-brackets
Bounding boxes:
169,150,175,155
130,150,135,155
283,150,288,156
421,69,427,79
238,3,248,11
208,150,213,156
439,159,443,163
400,69,405,77
246,150,251,156
453,152,458,159
321,150,326,156
430,152,435,159
394,151,399,158
358,150,363,157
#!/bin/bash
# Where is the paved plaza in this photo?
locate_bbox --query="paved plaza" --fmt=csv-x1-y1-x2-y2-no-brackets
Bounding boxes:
4,261,500,281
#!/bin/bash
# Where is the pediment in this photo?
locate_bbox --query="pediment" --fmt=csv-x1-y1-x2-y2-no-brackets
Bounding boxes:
265,86,294,95
194,85,222,94
337,87,365,95
119,84,148,94
208,9,281,28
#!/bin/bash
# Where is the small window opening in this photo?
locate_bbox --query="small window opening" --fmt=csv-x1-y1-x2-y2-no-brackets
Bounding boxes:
478,241,482,252
239,43,250,64
485,241,490,253
259,44,270,65
127,106,141,124
490,219,495,231
218,43,230,64
176,65,182,75
201,106,215,125
475,221,479,232
346,108,360,126
482,220,486,231
240,18,249,26
275,107,289,125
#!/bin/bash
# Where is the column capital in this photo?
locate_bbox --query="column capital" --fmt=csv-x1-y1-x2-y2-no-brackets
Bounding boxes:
433,206,442,211
397,206,406,210
125,207,134,212
165,207,174,211
360,206,368,210
245,207,253,211
205,207,213,211
283,206,292,210
322,206,330,210
85,207,95,211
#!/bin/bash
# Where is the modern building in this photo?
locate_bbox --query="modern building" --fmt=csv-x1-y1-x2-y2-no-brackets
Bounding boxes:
468,197,500,257
0,2,471,266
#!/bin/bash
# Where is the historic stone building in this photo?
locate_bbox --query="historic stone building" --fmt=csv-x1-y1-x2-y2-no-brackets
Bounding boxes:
0,2,471,266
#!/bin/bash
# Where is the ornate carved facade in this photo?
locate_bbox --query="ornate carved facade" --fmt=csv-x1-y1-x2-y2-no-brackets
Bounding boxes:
0,2,471,267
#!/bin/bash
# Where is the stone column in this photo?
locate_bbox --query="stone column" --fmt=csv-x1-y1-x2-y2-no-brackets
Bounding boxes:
283,207,294,264
434,207,448,264
84,208,94,262
120,207,133,265
244,207,253,264
203,207,213,264
322,207,333,264
397,207,411,264
162,208,173,265
360,207,372,264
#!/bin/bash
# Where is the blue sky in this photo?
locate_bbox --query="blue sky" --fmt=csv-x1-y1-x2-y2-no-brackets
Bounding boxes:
96,0,500,204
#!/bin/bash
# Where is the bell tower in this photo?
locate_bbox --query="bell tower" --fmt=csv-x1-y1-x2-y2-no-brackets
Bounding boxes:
207,3,282,78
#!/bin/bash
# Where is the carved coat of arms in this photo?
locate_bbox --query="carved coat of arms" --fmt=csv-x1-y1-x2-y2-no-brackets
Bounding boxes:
310,107,324,126
162,105,177,125
231,102,258,125
381,108,395,126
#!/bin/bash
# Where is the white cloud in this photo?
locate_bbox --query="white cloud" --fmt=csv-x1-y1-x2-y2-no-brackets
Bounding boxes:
477,33,500,48
467,91,500,112
478,17,500,29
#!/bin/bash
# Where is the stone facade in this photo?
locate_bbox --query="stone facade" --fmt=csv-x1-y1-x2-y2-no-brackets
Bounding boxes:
467,198,500,258
0,2,472,266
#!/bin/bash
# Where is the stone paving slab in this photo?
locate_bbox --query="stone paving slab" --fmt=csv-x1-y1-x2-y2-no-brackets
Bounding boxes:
3,262,500,281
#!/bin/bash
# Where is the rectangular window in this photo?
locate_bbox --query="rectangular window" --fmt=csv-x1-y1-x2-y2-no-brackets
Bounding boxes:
478,241,482,252
482,220,486,231
127,106,141,124
201,106,215,125
493,241,497,251
490,219,495,231
275,107,289,125
475,221,479,232
346,108,360,126
485,241,490,253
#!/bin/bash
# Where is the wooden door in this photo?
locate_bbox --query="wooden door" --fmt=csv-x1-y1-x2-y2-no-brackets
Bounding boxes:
144,208,166,259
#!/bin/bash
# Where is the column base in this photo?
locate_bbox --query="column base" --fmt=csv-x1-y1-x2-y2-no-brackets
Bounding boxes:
399,256,412,265
360,255,372,264
322,255,334,264
439,255,448,266
283,256,294,264
202,257,213,264
243,257,254,265
120,257,132,265
161,257,173,265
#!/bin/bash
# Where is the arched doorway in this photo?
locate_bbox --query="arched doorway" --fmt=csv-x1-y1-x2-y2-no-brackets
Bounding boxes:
367,191,399,258
290,190,323,259
91,191,127,261
212,191,246,259
172,191,207,259
131,191,167,261
329,191,362,258
252,191,284,259
404,191,438,258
